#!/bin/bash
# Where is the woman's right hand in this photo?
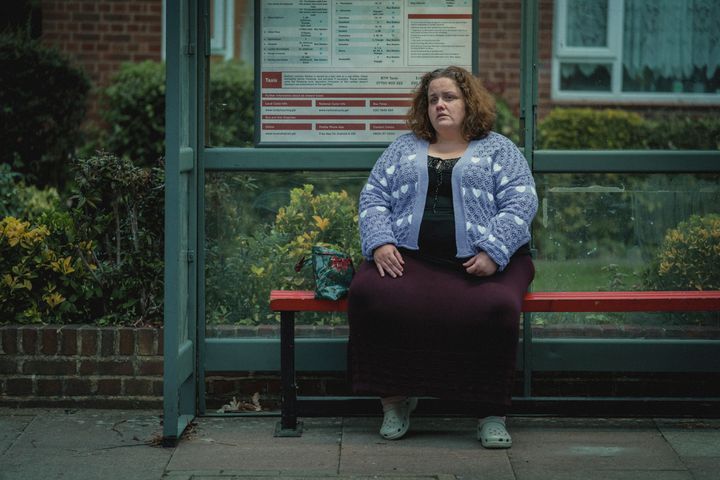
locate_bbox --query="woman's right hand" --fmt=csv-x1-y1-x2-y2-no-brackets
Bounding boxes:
372,244,405,278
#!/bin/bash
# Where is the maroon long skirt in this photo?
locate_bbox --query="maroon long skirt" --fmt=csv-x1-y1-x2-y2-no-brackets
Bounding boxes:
347,253,534,407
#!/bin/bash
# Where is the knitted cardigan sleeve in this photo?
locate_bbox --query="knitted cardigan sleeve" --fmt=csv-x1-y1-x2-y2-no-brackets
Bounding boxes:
468,135,538,270
358,136,410,259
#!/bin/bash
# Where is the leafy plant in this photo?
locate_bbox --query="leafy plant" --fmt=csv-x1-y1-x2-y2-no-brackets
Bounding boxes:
100,61,166,167
537,108,648,149
494,96,520,144
643,214,720,291
69,151,164,325
0,32,90,188
0,214,99,324
205,184,361,325
208,61,255,147
1,164,60,220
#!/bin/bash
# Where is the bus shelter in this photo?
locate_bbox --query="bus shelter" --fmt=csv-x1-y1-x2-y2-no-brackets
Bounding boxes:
163,0,720,443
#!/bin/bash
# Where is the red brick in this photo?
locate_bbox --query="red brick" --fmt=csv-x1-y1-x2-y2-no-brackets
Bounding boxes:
118,328,135,355
80,328,97,355
60,327,78,355
94,360,133,375
137,358,163,376
100,328,116,356
20,328,38,354
152,379,163,396
157,329,164,355
23,359,77,376
64,378,94,396
0,357,18,374
207,379,236,395
1,327,18,354
137,329,156,356
6,378,33,396
41,327,59,355
36,379,63,396
124,378,153,395
97,378,122,395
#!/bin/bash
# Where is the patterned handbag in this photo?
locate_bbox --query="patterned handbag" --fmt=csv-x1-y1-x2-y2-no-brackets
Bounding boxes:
295,245,355,300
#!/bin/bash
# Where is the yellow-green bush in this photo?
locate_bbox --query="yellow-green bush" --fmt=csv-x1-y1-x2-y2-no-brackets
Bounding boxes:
205,185,361,325
0,215,99,323
644,214,720,291
537,108,648,149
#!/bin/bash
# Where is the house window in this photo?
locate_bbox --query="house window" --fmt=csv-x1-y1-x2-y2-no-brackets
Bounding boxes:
211,0,234,60
553,0,720,102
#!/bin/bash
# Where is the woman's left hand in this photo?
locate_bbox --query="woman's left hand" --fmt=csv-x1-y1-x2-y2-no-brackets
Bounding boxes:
462,252,498,276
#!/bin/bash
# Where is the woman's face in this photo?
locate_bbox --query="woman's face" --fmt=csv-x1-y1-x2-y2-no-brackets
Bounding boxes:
427,76,466,137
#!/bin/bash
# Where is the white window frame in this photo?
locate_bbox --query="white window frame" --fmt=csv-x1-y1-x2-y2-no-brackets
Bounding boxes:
210,0,234,60
552,0,720,104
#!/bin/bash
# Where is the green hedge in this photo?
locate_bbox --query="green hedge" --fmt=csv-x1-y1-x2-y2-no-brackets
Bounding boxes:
0,33,90,188
101,61,165,168
99,60,255,166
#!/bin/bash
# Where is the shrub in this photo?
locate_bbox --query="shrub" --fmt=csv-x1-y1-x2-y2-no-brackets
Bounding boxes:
101,61,165,168
645,114,720,150
1,164,60,220
0,32,90,188
494,96,520,144
537,108,648,149
208,61,255,146
0,214,100,324
206,185,361,325
99,60,256,165
69,152,164,325
643,214,720,291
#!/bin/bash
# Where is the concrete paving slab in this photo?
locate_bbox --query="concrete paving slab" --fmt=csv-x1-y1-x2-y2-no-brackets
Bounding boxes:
678,457,720,480
0,411,34,455
506,418,689,480
339,417,515,479
655,418,720,457
0,409,171,480
167,417,342,475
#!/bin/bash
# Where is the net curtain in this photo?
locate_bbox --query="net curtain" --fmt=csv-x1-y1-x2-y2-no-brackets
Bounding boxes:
563,0,720,81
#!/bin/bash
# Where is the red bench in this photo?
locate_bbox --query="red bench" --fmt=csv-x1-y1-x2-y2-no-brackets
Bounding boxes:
269,289,720,436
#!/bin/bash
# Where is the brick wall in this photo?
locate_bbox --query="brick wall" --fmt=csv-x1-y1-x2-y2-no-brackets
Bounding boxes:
40,0,163,121
477,0,554,116
1,325,164,408
3,323,718,409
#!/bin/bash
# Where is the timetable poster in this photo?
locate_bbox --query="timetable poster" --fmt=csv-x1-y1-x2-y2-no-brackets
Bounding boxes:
258,0,473,144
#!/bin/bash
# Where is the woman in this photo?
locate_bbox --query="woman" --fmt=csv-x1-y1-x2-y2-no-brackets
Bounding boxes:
347,66,537,449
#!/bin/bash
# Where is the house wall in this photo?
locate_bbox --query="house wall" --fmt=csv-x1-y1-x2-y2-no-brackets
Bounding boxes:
40,0,163,120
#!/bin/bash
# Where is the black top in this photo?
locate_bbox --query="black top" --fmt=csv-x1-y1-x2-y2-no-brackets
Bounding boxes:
401,155,530,269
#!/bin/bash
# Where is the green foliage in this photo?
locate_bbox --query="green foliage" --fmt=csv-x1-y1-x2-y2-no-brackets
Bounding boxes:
1,164,60,220
208,61,255,146
0,214,100,324
0,32,90,188
206,185,361,325
98,60,255,166
69,151,164,325
537,108,648,149
101,61,165,168
643,214,720,291
645,115,720,150
493,96,520,144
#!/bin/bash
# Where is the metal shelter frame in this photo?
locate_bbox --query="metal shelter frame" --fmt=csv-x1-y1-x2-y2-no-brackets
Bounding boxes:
163,0,720,443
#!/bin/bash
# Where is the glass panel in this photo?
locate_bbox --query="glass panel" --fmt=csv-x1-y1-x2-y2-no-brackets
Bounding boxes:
622,0,720,94
566,0,608,47
207,1,255,147
478,0,522,146
204,171,367,338
560,63,612,91
542,0,719,149
532,173,720,338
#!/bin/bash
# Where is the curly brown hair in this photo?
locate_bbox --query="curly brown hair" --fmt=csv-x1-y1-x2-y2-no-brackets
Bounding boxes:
406,66,496,142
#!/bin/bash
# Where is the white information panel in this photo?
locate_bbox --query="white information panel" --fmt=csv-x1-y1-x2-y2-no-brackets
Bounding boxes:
258,0,473,144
